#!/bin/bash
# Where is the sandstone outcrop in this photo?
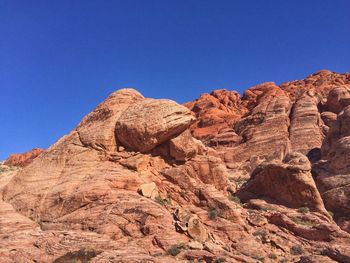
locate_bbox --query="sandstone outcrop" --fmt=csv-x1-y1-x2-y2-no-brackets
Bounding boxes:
238,152,329,216
116,98,195,152
77,88,144,152
4,148,44,167
168,130,205,161
314,103,350,233
184,89,244,141
326,86,350,114
2,71,350,262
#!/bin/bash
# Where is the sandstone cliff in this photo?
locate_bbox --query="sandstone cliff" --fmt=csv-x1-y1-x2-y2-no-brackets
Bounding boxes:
1,70,350,262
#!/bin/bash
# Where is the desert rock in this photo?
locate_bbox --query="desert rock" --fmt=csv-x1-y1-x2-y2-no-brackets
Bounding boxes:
4,148,44,167
116,98,195,152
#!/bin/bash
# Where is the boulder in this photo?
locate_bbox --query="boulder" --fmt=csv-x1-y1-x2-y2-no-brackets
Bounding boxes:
138,182,159,199
169,130,205,161
77,88,144,152
187,216,208,242
326,86,350,114
116,99,195,152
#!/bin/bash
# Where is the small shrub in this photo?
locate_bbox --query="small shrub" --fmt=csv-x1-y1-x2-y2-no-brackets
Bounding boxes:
208,208,219,220
297,207,310,214
253,228,268,242
155,193,172,206
290,245,304,255
328,210,334,218
228,176,248,187
279,259,289,263
228,194,241,204
167,244,183,256
291,217,314,227
268,253,278,259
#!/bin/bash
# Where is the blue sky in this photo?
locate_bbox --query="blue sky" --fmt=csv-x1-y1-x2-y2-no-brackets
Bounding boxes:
1,0,349,159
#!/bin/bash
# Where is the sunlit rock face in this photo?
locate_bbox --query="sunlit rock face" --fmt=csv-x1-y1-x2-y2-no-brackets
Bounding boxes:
2,71,350,262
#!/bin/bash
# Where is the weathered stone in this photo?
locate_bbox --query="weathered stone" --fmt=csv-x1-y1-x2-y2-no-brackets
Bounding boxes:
4,148,44,167
77,88,144,152
187,216,208,242
326,86,350,114
116,99,195,152
238,152,328,216
169,130,205,161
138,182,158,199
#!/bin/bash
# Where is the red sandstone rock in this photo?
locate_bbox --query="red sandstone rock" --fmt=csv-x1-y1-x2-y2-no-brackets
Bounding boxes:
2,71,350,262
238,152,329,216
4,148,44,167
116,98,195,152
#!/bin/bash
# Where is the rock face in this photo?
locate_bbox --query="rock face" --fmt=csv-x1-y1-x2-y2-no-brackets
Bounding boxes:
184,89,244,141
116,99,195,152
288,92,325,154
2,71,350,262
239,152,329,216
4,148,44,167
314,103,350,233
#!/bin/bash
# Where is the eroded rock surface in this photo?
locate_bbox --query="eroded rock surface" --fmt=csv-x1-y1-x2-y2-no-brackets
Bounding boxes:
4,148,44,167
116,98,195,152
2,70,350,262
238,152,329,216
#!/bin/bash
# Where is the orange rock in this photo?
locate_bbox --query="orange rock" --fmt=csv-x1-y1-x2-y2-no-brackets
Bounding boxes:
4,148,44,167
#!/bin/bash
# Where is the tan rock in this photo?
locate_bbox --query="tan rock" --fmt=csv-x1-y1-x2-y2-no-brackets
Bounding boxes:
116,98,195,152
138,182,159,199
289,93,325,154
77,88,144,152
187,216,208,242
326,86,350,114
247,211,268,226
321,111,337,127
169,130,205,161
188,241,203,250
119,154,150,171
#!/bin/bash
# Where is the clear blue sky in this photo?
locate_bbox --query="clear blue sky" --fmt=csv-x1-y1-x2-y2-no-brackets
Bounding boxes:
1,0,349,159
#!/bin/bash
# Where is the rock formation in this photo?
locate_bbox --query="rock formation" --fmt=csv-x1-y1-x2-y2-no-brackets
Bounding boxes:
1,70,350,262
4,148,44,167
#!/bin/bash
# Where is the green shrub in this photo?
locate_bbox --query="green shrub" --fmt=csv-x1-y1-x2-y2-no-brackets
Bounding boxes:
297,207,310,214
291,217,314,227
228,176,247,187
253,228,268,242
155,193,172,206
228,194,241,204
167,244,183,256
208,208,219,220
290,245,304,255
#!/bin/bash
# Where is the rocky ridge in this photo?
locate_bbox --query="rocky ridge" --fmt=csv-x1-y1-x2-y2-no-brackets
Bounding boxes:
1,70,350,262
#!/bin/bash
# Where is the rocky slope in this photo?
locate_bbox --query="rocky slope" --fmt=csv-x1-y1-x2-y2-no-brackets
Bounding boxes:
1,70,350,262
